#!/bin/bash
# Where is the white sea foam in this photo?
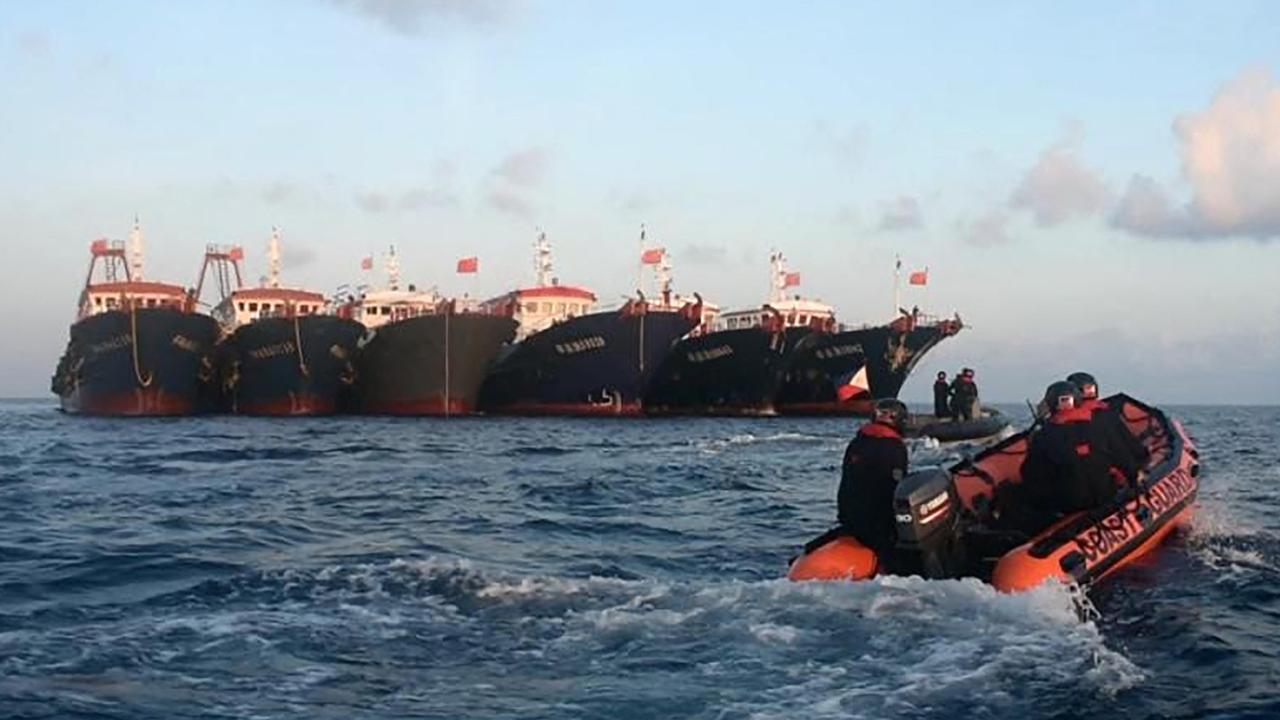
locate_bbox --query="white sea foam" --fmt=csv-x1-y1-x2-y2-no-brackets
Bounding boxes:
695,432,837,455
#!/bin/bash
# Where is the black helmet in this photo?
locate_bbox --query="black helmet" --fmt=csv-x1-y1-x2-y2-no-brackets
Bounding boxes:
873,398,908,430
1066,371,1098,399
1043,381,1081,413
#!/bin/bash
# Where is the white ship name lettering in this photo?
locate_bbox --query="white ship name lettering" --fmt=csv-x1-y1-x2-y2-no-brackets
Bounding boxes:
88,334,132,355
171,335,201,353
688,345,733,363
555,336,606,355
816,344,863,360
249,341,296,360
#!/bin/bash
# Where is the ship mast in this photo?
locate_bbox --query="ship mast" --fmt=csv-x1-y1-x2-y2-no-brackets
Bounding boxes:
533,230,553,287
267,226,283,288
386,245,401,290
637,224,646,296
128,215,145,281
768,251,788,304
656,246,673,306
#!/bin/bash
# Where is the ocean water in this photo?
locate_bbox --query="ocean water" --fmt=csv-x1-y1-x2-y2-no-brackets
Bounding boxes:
1,400,1277,719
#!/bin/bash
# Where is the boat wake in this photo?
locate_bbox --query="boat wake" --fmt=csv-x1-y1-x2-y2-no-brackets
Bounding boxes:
0,557,1144,718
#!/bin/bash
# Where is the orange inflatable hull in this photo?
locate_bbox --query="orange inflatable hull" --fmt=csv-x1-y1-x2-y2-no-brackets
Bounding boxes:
787,536,879,582
789,395,1199,592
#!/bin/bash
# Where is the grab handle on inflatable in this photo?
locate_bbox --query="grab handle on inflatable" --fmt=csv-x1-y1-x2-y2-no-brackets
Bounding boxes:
1059,550,1087,581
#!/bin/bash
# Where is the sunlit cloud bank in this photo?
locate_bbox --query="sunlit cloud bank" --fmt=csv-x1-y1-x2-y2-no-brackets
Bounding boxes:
965,67,1280,244
1113,67,1280,240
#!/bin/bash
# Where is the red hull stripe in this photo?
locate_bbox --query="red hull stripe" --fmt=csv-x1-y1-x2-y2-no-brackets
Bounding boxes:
235,395,337,416
777,400,876,417
61,388,197,417
483,402,644,417
361,398,477,416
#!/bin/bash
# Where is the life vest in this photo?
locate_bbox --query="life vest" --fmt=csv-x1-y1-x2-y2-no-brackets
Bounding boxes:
858,422,902,440
1048,404,1128,487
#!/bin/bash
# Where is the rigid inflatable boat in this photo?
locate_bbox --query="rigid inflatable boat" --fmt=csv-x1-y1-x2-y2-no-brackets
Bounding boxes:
902,409,1010,443
788,394,1199,592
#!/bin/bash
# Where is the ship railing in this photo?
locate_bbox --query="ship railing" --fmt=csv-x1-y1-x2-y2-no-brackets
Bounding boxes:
835,312,957,333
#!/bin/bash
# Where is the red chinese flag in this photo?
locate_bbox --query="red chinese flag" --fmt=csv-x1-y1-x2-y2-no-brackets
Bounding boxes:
228,245,245,262
361,256,373,271
909,269,928,286
783,272,801,288
640,247,665,265
90,238,109,255
456,256,479,274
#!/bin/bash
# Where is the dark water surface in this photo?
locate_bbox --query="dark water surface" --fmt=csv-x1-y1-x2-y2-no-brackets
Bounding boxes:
1,400,1277,719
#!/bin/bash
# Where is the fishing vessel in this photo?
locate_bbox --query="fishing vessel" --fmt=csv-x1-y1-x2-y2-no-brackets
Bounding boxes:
646,251,963,416
775,311,964,416
477,231,702,415
51,220,220,416
347,248,517,415
644,252,844,415
209,228,364,416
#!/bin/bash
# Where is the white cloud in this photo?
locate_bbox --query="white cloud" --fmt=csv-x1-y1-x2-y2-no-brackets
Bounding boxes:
1113,66,1280,240
1009,133,1111,226
326,0,512,34
962,211,1012,247
487,188,532,216
679,243,729,266
877,195,923,231
491,148,547,188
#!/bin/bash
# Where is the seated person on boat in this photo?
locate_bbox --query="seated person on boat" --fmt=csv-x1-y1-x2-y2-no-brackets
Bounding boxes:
1068,371,1149,470
1017,381,1140,529
837,399,909,556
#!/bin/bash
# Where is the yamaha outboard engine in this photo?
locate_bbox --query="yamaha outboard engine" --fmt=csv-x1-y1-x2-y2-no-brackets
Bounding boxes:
892,467,967,579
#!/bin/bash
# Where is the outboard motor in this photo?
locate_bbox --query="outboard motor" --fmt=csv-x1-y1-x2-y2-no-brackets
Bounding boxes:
892,467,967,579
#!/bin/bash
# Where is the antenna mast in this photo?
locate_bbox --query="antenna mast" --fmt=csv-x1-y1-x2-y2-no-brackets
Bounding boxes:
386,245,401,290
128,215,145,281
768,251,788,304
656,248,672,305
533,230,553,287
267,227,283,288
893,254,902,318
637,224,646,296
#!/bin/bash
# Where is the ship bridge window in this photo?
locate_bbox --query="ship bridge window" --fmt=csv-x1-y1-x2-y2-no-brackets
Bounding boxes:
542,302,552,313
106,298,117,309
380,306,390,315
556,303,565,313
237,302,245,311
249,302,259,312
799,314,808,325
94,297,102,306
524,302,537,314
147,298,157,307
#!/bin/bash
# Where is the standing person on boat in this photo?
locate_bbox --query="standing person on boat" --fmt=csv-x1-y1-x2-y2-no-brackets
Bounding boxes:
949,367,979,420
1020,381,1140,525
1067,371,1150,471
837,399,909,557
933,371,952,419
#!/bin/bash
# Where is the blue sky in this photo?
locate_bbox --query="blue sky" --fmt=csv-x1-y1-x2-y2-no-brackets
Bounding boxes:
3,1,1279,403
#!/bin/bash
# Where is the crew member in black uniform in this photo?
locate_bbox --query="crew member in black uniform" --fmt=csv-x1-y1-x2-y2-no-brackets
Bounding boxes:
949,368,979,420
1020,381,1140,526
933,371,951,418
837,399,909,556
1066,371,1149,471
